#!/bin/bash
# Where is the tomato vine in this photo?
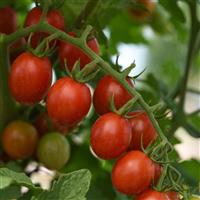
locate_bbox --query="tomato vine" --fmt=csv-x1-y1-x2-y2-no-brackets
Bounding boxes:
0,0,199,199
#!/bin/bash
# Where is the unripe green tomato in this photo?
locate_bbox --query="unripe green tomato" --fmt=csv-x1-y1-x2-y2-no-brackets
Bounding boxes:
37,132,70,170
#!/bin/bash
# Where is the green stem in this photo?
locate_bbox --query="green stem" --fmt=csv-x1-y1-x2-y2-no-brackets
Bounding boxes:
0,35,16,132
179,1,200,110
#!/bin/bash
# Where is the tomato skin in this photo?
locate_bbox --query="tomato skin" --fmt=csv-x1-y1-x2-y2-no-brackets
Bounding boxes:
135,189,168,200
0,7,17,34
33,113,50,136
24,7,65,48
166,191,180,200
128,111,157,150
33,113,68,136
112,151,154,195
152,163,162,185
58,32,99,70
37,132,70,170
93,75,133,115
2,121,38,160
47,77,91,127
91,113,132,160
9,52,52,104
129,0,156,22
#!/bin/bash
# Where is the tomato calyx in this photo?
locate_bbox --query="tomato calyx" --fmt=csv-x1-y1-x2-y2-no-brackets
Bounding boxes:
63,57,100,83
108,94,138,118
26,32,60,58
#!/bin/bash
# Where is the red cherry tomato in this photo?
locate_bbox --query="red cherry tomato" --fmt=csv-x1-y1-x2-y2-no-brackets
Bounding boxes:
112,151,154,195
2,120,38,160
0,7,17,34
166,191,180,200
93,75,133,115
129,0,156,22
9,52,52,104
47,77,91,127
58,32,99,70
24,7,65,48
152,163,162,185
135,189,168,200
128,111,157,150
91,113,131,160
37,132,70,170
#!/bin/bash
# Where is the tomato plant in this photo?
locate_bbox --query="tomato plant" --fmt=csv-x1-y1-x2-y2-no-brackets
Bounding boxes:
112,151,154,195
128,111,157,150
58,32,99,70
2,120,38,160
0,0,199,199
93,75,133,115
47,77,91,127
91,112,131,159
37,132,70,170
9,52,52,104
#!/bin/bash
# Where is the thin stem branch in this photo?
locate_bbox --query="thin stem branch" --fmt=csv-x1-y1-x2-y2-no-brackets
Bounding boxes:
179,1,200,110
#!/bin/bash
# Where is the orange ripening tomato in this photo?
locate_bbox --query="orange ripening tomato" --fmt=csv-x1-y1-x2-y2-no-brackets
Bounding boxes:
2,120,38,160
128,0,156,22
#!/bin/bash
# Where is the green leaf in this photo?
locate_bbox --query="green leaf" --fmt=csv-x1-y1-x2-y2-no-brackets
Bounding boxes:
32,169,91,200
0,185,21,200
0,167,35,189
174,159,200,191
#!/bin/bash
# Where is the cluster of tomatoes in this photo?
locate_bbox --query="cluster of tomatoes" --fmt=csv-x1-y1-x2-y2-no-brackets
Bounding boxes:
0,4,180,200
0,5,98,170
90,78,180,199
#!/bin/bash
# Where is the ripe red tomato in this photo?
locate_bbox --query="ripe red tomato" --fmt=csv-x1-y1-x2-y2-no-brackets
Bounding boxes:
47,77,91,127
24,7,65,48
166,191,180,200
129,0,156,22
37,132,70,170
9,52,52,104
135,189,168,200
2,121,38,160
112,151,154,195
91,113,131,160
128,111,157,150
0,7,17,34
152,163,162,185
93,75,133,115
58,32,99,70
